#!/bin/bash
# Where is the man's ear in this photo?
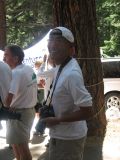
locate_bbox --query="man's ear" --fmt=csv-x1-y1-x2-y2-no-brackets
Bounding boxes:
69,46,75,57
14,56,19,63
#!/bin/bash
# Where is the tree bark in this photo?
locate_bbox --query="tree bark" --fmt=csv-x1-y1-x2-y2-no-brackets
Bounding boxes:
0,0,6,50
53,0,106,136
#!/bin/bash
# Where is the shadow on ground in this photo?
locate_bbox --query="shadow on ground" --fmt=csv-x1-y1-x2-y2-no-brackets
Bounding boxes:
0,120,120,160
37,147,49,160
0,147,14,160
83,138,103,160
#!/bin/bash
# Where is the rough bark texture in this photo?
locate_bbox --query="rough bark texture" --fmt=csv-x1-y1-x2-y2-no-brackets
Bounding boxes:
53,0,106,136
0,0,6,50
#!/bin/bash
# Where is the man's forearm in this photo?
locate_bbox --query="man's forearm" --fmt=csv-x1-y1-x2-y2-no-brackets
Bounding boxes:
5,93,14,107
58,107,93,123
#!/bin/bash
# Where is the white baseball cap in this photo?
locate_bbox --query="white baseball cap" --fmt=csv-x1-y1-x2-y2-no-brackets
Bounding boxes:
51,26,74,43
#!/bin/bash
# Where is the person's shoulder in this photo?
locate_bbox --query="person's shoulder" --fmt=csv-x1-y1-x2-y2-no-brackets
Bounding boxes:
17,64,34,72
66,58,81,72
0,61,4,66
65,59,83,79
25,65,35,74
12,64,24,76
0,61,11,72
71,58,80,68
23,64,33,70
0,61,7,67
12,65,30,79
67,69,81,80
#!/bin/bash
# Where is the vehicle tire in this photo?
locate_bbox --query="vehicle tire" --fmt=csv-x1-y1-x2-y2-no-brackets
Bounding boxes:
105,92,120,111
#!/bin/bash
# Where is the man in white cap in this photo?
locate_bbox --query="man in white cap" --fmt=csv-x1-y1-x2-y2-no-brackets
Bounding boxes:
43,27,93,160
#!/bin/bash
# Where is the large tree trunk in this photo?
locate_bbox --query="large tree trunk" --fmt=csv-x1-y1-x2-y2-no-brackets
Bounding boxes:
0,0,6,50
53,0,106,136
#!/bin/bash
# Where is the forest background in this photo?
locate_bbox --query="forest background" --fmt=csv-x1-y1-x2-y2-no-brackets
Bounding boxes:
2,0,120,57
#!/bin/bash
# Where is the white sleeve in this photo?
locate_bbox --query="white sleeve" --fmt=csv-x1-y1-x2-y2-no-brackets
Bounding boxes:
66,71,92,107
37,63,46,73
0,75,4,99
37,67,55,78
9,71,21,95
0,86,3,100
0,62,11,102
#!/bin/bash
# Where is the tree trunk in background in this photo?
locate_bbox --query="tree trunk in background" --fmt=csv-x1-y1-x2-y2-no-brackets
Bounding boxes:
53,0,106,136
0,0,6,50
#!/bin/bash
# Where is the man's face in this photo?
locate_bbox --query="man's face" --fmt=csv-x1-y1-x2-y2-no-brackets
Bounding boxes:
48,36,70,65
4,48,16,68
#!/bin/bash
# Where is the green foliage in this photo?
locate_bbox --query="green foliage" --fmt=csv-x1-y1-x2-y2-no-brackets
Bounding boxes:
5,0,120,57
6,0,53,48
96,0,120,56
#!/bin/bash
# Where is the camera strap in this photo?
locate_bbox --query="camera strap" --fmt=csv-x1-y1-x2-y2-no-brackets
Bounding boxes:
44,56,72,106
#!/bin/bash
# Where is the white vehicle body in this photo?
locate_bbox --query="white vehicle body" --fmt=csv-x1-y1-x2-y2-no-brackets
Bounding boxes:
102,58,120,120
104,78,120,95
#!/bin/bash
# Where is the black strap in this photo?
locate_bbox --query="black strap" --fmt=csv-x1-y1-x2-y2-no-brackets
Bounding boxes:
0,97,4,108
43,57,72,106
43,81,53,105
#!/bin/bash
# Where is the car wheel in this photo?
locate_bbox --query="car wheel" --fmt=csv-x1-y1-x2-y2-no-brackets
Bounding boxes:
105,92,120,110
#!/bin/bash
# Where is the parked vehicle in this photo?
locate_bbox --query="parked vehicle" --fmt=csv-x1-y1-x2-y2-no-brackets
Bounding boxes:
102,58,120,118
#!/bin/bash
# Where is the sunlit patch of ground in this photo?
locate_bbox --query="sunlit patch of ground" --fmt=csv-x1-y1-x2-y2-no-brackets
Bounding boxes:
103,119,120,160
0,119,120,160
0,118,49,160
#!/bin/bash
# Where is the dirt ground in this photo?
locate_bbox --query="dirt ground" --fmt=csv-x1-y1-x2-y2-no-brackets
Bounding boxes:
105,119,120,139
83,119,120,160
0,119,120,160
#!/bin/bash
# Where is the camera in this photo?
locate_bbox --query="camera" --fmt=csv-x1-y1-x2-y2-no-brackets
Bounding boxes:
35,105,55,132
40,105,55,118
34,102,43,113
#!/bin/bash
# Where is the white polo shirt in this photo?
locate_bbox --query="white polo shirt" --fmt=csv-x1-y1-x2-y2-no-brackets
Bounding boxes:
50,58,92,140
0,61,12,103
9,64,37,108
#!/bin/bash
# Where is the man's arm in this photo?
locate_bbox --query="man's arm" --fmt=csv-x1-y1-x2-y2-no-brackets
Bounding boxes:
37,66,55,78
5,93,14,107
58,106,92,122
5,70,21,107
43,106,93,127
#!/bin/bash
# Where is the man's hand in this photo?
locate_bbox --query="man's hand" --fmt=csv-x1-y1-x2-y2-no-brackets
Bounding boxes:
43,107,93,127
38,79,45,88
43,117,60,127
5,93,14,107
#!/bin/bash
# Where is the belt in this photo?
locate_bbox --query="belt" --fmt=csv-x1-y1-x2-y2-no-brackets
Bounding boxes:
15,107,34,110
51,138,56,146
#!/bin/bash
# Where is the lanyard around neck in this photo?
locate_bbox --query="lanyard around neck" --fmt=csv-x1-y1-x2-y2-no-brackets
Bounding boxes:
44,57,72,106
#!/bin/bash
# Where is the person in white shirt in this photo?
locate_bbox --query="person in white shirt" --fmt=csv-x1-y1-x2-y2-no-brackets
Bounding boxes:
34,55,55,136
4,45,37,160
0,61,12,129
43,27,93,160
0,61,12,104
37,54,56,99
34,60,43,75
